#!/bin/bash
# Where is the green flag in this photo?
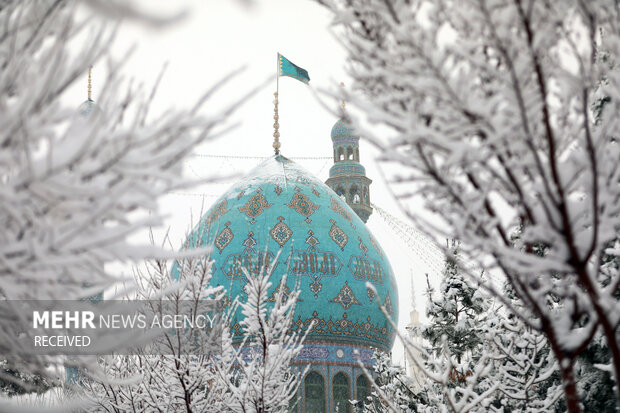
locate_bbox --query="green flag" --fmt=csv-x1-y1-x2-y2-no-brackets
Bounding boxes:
278,53,310,84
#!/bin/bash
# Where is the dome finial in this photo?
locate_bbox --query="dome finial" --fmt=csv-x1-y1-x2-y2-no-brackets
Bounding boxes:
273,91,280,155
87,65,93,102
340,81,346,109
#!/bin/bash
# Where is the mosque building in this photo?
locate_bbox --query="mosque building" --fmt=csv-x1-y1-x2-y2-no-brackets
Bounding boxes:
77,59,400,411
174,55,398,412
179,113,399,412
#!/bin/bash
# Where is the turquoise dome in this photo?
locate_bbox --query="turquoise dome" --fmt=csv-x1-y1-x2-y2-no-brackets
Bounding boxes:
180,155,398,353
331,118,358,142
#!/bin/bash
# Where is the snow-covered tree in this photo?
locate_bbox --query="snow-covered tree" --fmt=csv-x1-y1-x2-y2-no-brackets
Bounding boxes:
82,238,228,412
360,350,424,413
423,244,487,371
212,262,308,413
83,246,306,413
318,1,620,411
487,292,563,412
0,0,239,395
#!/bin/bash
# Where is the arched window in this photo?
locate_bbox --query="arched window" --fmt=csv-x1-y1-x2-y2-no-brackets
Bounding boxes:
304,371,325,412
363,186,369,205
347,147,353,160
338,147,344,161
333,372,351,413
350,185,360,204
336,185,346,202
356,374,370,410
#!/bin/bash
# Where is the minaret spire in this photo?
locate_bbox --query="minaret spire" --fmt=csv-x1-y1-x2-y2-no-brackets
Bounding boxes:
87,65,93,102
410,270,417,312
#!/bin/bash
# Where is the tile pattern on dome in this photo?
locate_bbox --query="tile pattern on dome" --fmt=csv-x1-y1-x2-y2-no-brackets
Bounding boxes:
329,219,348,250
274,185,283,196
292,311,393,348
358,237,368,255
383,294,394,315
205,200,228,225
305,230,320,249
287,192,318,223
367,287,376,303
309,279,323,298
267,282,302,304
242,231,257,252
214,222,234,253
239,193,272,223
330,197,353,223
369,233,382,257
330,281,360,310
221,231,277,282
270,216,293,247
287,230,343,299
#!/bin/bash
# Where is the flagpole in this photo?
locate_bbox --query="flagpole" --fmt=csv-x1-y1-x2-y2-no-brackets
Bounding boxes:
273,53,281,155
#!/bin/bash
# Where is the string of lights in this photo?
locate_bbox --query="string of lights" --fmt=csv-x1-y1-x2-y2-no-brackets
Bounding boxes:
372,203,505,286
372,203,445,277
190,154,332,160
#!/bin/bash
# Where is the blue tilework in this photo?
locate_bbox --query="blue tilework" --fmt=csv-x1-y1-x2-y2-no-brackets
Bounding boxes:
173,155,398,353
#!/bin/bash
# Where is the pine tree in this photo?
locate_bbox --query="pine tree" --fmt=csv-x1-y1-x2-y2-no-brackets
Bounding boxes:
423,244,487,374
360,351,425,413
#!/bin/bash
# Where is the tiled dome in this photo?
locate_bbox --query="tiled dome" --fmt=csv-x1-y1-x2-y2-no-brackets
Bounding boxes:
177,155,398,353
330,118,358,142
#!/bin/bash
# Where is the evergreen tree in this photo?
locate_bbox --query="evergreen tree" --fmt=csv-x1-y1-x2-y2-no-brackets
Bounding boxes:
422,244,487,374
0,360,54,397
361,351,426,413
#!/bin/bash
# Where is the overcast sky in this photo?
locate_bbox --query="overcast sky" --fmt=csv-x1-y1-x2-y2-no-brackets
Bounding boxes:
67,0,450,366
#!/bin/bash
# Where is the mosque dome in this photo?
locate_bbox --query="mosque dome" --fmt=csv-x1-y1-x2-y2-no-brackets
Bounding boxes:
330,118,358,141
181,154,398,356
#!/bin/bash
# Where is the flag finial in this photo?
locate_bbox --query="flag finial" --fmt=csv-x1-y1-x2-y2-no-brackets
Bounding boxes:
87,66,93,101
273,91,280,155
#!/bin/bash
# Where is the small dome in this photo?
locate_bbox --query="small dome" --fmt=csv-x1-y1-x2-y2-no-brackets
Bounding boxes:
78,99,97,117
177,155,398,353
331,118,358,142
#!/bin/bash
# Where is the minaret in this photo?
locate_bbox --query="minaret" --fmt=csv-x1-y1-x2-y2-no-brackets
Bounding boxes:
79,66,96,116
406,271,424,389
325,87,373,222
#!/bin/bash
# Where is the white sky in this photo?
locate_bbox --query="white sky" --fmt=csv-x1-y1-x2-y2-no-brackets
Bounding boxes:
66,0,448,366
